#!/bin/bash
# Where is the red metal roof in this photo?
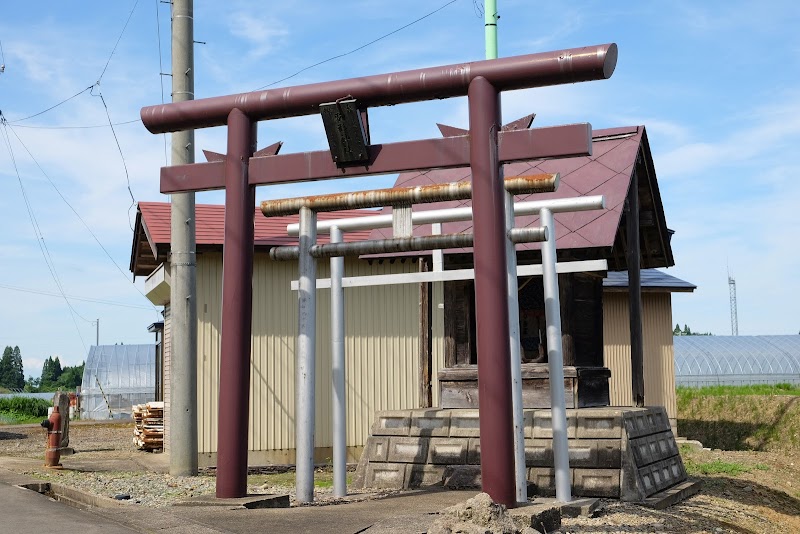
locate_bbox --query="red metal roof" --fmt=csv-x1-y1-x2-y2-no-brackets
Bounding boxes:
137,203,375,248
366,126,644,254
132,123,672,275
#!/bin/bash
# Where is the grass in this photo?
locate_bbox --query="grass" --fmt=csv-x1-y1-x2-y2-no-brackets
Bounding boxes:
0,412,46,425
684,458,752,476
0,397,52,426
677,383,800,402
680,445,768,476
677,386,800,451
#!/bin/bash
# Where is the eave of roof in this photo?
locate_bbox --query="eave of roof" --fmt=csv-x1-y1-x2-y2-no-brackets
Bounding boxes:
131,203,377,277
603,269,696,293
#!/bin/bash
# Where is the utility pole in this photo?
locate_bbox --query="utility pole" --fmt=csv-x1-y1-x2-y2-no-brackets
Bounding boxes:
96,319,99,347
170,0,198,476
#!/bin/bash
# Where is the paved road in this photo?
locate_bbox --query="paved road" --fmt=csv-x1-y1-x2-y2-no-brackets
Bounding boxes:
0,479,137,534
0,456,478,533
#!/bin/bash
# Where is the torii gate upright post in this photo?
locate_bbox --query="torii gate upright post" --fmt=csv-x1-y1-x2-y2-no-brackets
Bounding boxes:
140,44,617,506
468,76,514,504
216,109,257,497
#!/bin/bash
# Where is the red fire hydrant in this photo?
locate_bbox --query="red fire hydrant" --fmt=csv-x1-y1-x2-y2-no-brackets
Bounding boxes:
40,406,62,468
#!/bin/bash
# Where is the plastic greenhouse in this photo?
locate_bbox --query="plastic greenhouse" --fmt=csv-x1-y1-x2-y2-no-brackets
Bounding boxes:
80,345,156,420
674,335,800,387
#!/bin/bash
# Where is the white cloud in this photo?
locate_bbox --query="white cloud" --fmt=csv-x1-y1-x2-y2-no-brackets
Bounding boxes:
226,11,289,59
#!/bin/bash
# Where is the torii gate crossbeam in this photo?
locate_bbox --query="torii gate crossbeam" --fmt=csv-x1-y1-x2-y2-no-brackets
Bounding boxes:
140,44,617,507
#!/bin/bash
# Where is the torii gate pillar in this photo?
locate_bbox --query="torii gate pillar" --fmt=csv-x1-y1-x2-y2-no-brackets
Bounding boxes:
215,109,257,497
469,76,515,504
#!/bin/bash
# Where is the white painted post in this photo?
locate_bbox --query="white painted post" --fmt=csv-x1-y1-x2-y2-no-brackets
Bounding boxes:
296,206,318,503
330,225,347,498
540,207,571,502
505,190,527,503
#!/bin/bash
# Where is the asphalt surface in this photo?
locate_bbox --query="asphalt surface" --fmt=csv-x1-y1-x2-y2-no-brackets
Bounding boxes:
0,462,478,534
0,477,138,534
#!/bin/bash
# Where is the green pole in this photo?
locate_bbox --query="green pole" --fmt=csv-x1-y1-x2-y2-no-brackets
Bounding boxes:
484,0,498,60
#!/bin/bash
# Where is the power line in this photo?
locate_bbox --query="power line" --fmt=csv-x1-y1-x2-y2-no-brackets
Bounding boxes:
97,0,140,85
0,117,89,352
12,119,141,130
154,0,168,165
6,86,95,123
91,1,141,232
4,121,157,311
93,88,136,230
7,1,140,126
0,283,154,310
253,0,462,91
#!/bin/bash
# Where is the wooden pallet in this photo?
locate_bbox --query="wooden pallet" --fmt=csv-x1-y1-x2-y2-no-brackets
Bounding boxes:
133,401,165,451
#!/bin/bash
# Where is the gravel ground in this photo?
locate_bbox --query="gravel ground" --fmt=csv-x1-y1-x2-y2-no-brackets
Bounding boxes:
3,423,800,532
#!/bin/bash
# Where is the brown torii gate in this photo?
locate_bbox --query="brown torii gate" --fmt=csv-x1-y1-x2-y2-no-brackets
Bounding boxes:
140,43,617,507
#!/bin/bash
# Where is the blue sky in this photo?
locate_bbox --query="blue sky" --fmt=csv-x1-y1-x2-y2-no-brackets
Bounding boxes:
0,0,798,377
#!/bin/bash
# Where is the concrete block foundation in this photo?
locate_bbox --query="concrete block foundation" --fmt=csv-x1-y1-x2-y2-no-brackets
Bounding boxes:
354,406,688,503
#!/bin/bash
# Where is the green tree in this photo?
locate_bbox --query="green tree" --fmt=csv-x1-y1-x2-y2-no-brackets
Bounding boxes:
23,375,41,392
40,356,63,388
0,346,13,389
683,324,693,336
10,346,24,390
56,362,85,389
673,323,682,336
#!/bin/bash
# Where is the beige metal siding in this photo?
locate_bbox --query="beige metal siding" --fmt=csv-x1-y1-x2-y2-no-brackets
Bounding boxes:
196,253,420,454
602,292,677,421
163,304,171,452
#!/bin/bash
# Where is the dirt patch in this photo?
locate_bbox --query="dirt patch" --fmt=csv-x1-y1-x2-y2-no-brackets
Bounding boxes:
0,422,134,459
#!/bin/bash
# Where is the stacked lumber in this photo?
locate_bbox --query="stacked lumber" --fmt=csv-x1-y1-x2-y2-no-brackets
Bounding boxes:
133,401,164,451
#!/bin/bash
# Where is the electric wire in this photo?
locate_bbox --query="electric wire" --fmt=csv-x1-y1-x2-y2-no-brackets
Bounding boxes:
93,88,136,231
0,122,93,328
0,117,90,352
97,0,140,85
253,0,462,91
13,119,141,130
4,122,158,312
0,283,154,310
6,86,95,123
91,0,141,232
154,0,168,165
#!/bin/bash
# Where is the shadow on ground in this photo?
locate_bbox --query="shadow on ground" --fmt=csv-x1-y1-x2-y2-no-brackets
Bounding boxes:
0,431,28,441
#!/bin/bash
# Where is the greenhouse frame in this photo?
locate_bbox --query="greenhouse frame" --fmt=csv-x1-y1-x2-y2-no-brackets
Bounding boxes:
674,335,800,387
80,344,156,420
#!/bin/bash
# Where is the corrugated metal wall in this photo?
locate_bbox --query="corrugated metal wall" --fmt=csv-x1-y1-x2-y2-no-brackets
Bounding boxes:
178,253,677,453
195,252,421,454
163,305,171,452
602,292,677,421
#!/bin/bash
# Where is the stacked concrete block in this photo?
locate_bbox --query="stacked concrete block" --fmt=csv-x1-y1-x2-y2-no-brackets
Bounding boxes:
623,408,688,500
354,406,687,503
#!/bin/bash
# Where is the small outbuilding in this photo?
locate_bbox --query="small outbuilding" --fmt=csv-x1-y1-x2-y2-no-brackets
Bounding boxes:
130,124,691,463
80,344,156,420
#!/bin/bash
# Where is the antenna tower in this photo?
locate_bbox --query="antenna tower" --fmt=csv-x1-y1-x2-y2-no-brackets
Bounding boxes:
728,274,739,336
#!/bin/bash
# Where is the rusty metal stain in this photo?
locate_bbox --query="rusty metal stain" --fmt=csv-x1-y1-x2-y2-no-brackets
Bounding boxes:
260,174,558,217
